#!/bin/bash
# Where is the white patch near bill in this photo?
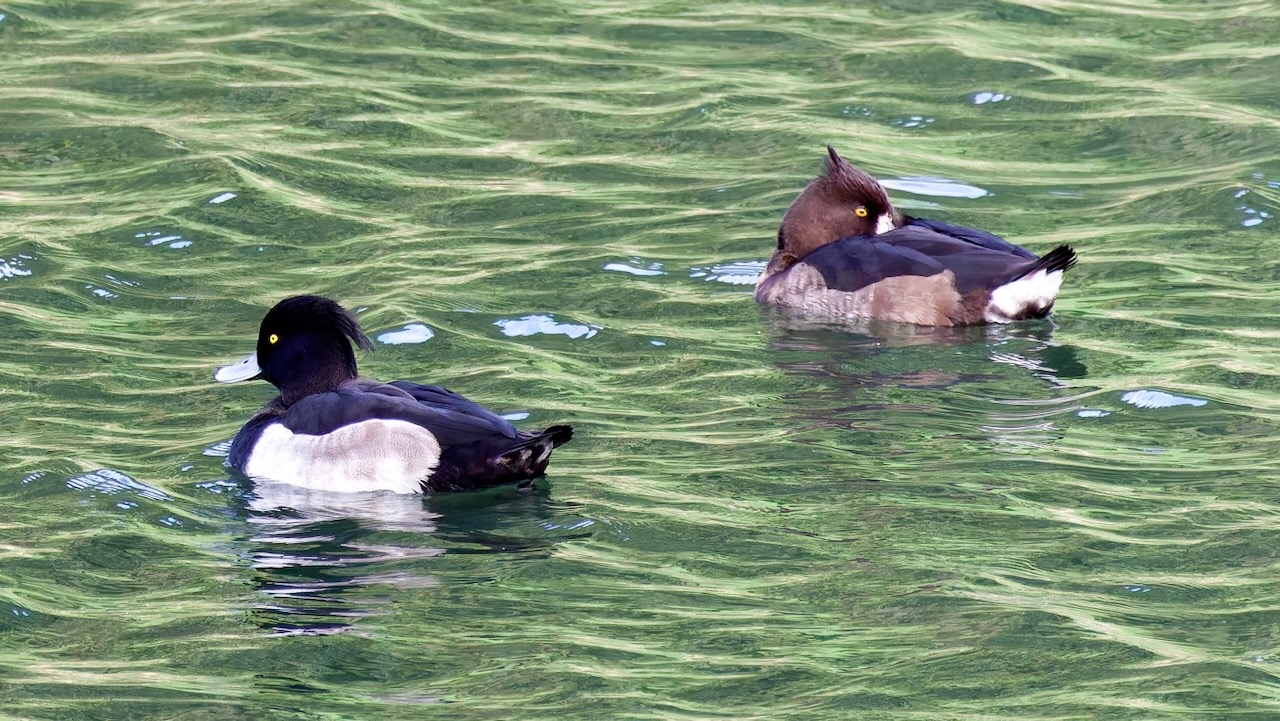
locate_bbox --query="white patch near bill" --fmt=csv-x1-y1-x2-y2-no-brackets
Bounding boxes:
244,419,441,494
985,269,1064,323
875,213,896,235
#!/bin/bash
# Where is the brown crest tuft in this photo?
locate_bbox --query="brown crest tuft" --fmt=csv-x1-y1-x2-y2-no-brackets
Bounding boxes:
822,146,892,210
760,146,898,280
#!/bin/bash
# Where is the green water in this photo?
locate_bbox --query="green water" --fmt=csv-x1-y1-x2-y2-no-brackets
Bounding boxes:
3,0,1280,718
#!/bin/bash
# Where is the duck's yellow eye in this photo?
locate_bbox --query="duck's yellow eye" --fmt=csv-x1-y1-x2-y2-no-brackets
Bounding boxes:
855,207,869,218
269,333,279,345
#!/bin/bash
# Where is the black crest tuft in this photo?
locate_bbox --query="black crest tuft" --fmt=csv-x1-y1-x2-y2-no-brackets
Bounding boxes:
266,295,375,351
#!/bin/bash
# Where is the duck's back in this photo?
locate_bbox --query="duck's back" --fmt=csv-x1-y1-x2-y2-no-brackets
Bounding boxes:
756,219,1075,326
229,380,571,493
899,218,1037,260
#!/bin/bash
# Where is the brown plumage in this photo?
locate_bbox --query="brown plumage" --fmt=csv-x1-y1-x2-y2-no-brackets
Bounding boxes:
756,146,1076,326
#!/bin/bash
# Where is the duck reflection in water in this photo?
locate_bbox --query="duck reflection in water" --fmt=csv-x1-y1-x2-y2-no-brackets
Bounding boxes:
761,312,1089,453
228,479,586,636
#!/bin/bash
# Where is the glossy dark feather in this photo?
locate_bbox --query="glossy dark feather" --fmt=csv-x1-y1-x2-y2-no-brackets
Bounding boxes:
901,217,1037,260
222,294,573,492
385,380,517,429
1020,244,1078,276
279,386,518,446
805,236,945,293
808,222,1070,297
432,424,573,492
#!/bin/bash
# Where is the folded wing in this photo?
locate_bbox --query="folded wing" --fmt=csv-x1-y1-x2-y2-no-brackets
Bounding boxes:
805,223,1044,296
282,384,519,446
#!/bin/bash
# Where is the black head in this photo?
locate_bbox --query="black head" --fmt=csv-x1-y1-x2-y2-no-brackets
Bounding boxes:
765,146,900,276
254,295,374,405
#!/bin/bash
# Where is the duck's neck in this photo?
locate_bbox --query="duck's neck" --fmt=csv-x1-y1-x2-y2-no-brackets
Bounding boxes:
274,345,358,407
279,373,354,406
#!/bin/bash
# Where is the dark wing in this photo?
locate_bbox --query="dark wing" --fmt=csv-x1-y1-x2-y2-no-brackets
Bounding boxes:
228,412,281,471
873,225,1044,295
804,225,1045,296
802,234,946,293
902,217,1037,260
345,379,519,429
384,380,516,428
281,388,519,447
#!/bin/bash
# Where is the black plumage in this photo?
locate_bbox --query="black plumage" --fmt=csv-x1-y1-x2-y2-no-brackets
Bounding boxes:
223,295,573,492
806,218,1076,297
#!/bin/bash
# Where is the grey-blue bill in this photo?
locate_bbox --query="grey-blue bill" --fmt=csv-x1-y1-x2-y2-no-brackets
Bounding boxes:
214,352,261,383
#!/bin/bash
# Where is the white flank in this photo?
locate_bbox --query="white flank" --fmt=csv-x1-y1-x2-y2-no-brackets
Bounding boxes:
244,419,441,494
875,213,896,235
985,269,1064,323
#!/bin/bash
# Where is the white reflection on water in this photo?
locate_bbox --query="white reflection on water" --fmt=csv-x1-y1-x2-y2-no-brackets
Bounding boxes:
137,230,192,249
690,260,764,285
1,254,33,279
495,314,600,339
881,176,990,199
242,482,444,636
1238,203,1271,228
203,439,232,457
972,91,1011,104
67,468,171,501
376,323,434,345
1120,389,1208,409
247,481,443,533
604,259,665,276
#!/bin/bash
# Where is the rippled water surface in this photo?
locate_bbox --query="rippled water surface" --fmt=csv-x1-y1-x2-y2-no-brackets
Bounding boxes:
4,0,1280,718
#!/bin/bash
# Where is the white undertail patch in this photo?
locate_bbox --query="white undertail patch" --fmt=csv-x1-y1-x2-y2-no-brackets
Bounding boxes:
244,419,441,494
985,269,1064,323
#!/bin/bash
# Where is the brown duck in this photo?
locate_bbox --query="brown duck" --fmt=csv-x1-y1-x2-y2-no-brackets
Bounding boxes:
756,146,1077,326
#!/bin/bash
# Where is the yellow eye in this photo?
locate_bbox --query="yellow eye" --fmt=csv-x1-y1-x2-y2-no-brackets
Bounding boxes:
855,207,869,218
269,333,279,345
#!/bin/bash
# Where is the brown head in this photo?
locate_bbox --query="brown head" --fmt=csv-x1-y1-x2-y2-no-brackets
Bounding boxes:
762,146,902,279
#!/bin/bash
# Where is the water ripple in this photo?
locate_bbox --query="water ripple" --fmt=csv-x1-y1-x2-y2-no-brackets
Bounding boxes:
3,0,1280,718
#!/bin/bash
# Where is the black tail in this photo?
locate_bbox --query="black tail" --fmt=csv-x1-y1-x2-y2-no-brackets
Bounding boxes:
1015,245,1077,280
538,424,574,448
496,424,573,482
504,424,574,453
428,425,575,492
